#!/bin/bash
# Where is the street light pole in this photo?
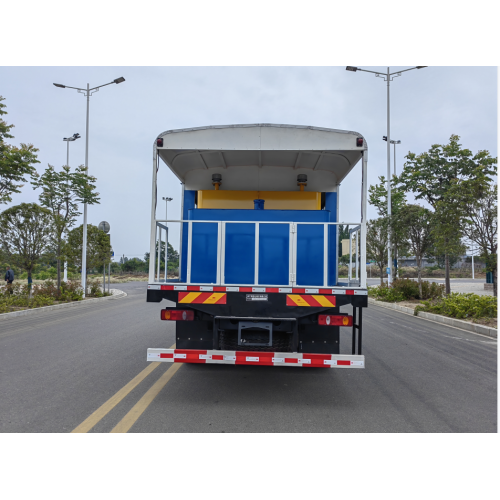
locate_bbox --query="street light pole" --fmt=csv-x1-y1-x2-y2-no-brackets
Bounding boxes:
346,65,426,285
62,133,80,282
54,77,125,297
386,67,392,285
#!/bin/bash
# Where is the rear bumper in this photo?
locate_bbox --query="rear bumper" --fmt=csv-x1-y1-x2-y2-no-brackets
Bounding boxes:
147,348,365,368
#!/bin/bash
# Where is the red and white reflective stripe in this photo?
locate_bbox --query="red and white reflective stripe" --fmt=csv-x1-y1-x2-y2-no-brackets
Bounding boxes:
147,349,365,368
150,285,367,296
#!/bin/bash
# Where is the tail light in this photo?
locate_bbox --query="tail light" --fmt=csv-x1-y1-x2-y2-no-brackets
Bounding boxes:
157,138,164,147
161,309,194,321
318,314,353,326
356,137,364,147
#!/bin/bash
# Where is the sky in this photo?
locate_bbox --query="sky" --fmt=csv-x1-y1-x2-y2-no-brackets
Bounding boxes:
1,66,497,260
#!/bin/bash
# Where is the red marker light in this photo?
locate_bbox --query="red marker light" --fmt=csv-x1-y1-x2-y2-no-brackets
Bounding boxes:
161,309,194,321
356,137,364,147
318,315,353,326
157,138,164,147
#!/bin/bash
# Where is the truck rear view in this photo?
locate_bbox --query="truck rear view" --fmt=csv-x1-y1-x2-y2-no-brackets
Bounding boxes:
146,124,368,368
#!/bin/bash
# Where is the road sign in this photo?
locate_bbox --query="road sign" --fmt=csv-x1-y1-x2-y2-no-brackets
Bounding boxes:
111,251,114,257
386,267,391,274
98,221,110,233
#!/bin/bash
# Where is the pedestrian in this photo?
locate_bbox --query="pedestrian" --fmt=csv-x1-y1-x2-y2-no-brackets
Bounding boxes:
5,265,14,294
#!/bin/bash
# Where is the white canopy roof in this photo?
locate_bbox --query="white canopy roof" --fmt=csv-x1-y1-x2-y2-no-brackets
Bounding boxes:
156,124,366,192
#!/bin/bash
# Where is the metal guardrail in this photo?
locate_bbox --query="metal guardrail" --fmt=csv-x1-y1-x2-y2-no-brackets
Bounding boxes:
152,219,364,288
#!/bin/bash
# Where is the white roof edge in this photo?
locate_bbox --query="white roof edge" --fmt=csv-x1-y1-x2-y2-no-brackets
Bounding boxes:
155,123,366,144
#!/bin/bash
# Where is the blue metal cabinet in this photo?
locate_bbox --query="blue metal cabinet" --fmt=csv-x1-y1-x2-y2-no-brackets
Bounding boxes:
258,223,290,285
224,223,255,284
190,222,218,284
296,224,324,286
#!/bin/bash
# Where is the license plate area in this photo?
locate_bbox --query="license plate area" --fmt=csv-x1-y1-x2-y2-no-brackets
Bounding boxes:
238,321,273,347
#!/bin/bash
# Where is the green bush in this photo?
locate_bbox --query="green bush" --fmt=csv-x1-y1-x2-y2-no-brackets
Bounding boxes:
86,278,111,298
59,280,84,301
369,278,445,302
369,282,404,302
416,293,497,320
35,270,51,280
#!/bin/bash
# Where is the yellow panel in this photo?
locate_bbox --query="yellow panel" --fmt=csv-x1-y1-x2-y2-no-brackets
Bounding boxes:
198,191,321,210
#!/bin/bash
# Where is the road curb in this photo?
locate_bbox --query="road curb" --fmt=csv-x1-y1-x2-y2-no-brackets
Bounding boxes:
0,289,127,321
368,297,497,338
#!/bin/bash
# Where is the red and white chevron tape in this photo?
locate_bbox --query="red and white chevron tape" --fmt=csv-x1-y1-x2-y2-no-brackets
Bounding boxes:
147,349,365,368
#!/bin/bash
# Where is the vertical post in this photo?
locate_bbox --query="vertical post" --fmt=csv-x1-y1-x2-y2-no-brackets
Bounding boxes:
255,222,260,286
108,262,110,291
220,222,226,285
355,229,359,281
103,262,105,293
63,139,70,283
360,152,368,289
472,245,475,280
157,227,161,281
216,222,222,285
357,307,362,355
348,233,352,286
178,183,185,282
323,223,328,288
336,186,340,286
351,306,357,355
187,222,193,284
386,67,392,286
82,83,90,298
164,198,169,280
148,147,158,282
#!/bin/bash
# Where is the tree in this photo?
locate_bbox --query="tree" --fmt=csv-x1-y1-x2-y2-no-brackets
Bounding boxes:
145,241,179,272
429,198,466,286
122,258,146,273
453,182,497,296
0,96,40,204
395,204,434,298
366,218,388,286
0,203,53,282
65,224,112,278
369,175,407,277
31,164,100,289
398,134,497,294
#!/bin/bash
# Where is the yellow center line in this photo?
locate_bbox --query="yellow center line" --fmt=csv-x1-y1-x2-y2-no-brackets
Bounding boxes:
71,343,176,433
110,362,183,433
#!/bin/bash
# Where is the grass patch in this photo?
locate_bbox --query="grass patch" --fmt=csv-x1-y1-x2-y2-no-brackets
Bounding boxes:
415,293,497,322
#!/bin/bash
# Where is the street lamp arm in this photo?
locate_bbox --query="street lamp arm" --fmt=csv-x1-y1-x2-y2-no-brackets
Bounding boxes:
54,83,87,91
356,68,387,77
89,81,115,91
389,66,427,76
89,77,125,91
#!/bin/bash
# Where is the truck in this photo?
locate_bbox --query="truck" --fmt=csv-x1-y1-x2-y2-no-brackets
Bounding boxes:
146,123,368,368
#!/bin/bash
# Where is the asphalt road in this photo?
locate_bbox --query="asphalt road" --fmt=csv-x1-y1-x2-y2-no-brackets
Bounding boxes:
0,281,496,433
